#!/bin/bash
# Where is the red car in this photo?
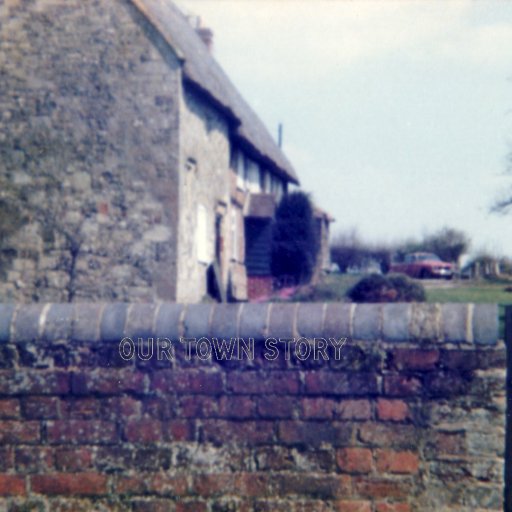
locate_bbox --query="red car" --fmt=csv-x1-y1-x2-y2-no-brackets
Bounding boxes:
390,252,454,279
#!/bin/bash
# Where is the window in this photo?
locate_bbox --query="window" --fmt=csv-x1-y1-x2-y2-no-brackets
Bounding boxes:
186,157,197,173
235,151,245,190
261,170,271,193
246,159,261,193
271,175,284,200
197,205,209,263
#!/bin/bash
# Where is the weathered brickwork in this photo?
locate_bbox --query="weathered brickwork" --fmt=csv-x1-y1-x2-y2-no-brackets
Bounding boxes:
0,302,505,511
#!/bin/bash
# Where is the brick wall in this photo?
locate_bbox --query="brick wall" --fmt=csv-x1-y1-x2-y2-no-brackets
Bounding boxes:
247,276,273,301
0,302,505,511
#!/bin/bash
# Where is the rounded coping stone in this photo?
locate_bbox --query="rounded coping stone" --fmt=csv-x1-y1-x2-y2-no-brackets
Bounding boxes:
441,303,470,343
124,303,159,339
382,303,411,342
44,304,74,342
154,303,185,340
323,303,352,339
72,303,104,343
472,303,498,345
182,303,214,339
11,304,45,343
238,303,269,340
210,303,241,339
268,303,299,339
101,303,129,342
353,303,382,341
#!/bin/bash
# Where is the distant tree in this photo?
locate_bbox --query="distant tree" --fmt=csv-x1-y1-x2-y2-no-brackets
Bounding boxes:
330,228,364,273
271,191,319,285
330,229,392,274
422,227,470,264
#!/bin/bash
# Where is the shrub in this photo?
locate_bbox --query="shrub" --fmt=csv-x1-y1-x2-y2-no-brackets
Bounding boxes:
271,191,319,285
347,273,426,303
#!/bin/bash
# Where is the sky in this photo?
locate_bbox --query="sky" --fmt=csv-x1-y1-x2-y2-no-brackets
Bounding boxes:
177,0,512,257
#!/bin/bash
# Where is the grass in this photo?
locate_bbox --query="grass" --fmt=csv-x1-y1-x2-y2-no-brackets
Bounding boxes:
299,273,512,338
307,273,512,304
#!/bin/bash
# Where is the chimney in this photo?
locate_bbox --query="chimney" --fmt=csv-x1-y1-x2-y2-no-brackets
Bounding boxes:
195,18,214,52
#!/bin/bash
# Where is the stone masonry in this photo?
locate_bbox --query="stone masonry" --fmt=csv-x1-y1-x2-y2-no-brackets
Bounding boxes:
0,0,182,303
0,302,505,511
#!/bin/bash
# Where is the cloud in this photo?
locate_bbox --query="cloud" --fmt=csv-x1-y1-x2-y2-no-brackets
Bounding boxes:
177,0,512,80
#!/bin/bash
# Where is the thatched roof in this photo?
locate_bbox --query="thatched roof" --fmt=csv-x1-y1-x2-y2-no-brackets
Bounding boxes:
132,0,299,185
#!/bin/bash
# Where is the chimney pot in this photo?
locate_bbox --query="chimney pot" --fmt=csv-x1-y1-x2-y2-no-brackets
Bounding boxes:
196,26,214,52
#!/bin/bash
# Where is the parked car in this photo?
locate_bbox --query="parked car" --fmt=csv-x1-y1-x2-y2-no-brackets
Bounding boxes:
390,252,454,280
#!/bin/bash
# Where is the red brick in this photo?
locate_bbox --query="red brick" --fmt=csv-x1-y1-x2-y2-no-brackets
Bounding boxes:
31,473,107,496
22,397,60,419
248,276,273,301
176,502,208,512
192,474,236,497
353,478,411,499
72,370,145,395
47,420,116,444
152,370,223,395
383,376,422,396
180,395,219,418
390,349,439,371
0,399,20,419
235,472,273,497
301,398,337,419
142,396,176,420
227,371,300,394
338,400,372,421
426,432,466,456
275,474,352,499
0,448,14,472
358,423,417,449
376,503,411,512
15,447,54,473
0,475,25,496
254,446,295,471
106,396,141,419
335,501,372,512
116,474,188,496
167,419,194,441
336,448,373,473
424,371,469,397
440,350,480,371
377,399,410,422
124,419,163,443
376,450,419,474
305,371,378,395
131,499,175,512
0,371,69,395
257,396,296,418
0,421,39,444
202,420,274,445
61,398,102,419
55,448,93,471
220,396,256,419
279,420,352,447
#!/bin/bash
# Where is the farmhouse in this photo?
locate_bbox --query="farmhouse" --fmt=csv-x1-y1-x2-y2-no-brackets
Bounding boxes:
0,0,330,303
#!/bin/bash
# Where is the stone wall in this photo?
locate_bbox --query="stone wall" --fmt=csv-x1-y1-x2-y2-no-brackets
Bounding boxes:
0,0,182,303
176,88,231,303
0,302,505,511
